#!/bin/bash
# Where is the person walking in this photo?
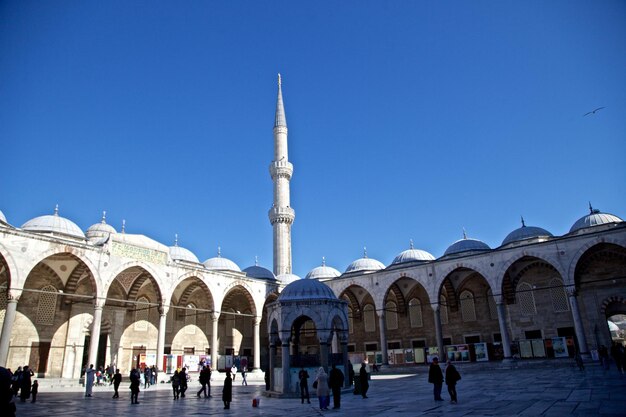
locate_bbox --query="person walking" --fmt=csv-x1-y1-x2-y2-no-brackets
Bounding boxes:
298,367,310,404
222,371,232,409
84,364,95,397
329,364,344,409
314,367,330,410
241,367,248,386
359,363,369,399
171,370,181,400
230,364,237,382
445,360,461,404
11,366,22,397
347,361,355,387
599,345,610,370
112,369,122,398
19,366,32,403
30,380,38,403
144,367,151,389
197,365,209,397
428,357,444,401
179,367,188,397
129,368,141,404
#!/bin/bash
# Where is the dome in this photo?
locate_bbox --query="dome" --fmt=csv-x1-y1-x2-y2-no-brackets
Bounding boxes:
169,235,199,263
570,206,623,233
243,263,276,281
501,218,552,246
204,248,241,272
278,277,337,302
444,234,491,256
277,273,301,284
345,249,385,273
305,258,341,280
22,206,85,240
86,212,117,241
392,241,435,264
0,210,7,225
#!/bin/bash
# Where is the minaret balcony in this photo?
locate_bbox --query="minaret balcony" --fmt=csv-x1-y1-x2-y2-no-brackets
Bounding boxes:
268,206,295,224
269,161,293,180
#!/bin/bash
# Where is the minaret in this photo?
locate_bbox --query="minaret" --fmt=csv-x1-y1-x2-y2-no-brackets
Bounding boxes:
269,73,295,277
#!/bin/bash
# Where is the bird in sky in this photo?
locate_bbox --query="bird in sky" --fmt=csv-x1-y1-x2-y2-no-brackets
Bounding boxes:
584,107,605,116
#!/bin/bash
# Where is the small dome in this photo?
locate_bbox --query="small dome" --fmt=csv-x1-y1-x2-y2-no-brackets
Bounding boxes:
0,210,7,225
278,277,337,302
444,233,491,256
277,273,301,284
243,263,276,281
306,258,341,280
169,235,199,263
22,206,85,240
392,241,435,264
204,248,241,272
502,218,552,246
570,205,623,233
86,212,117,241
345,249,385,273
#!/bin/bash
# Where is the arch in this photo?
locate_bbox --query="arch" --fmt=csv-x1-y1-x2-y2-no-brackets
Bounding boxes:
496,251,565,283
103,261,164,299
501,256,562,305
568,238,626,283
0,243,20,290
437,261,492,287
439,278,458,312
220,284,257,316
22,247,100,293
572,242,626,290
385,282,406,314
600,296,626,317
340,289,361,320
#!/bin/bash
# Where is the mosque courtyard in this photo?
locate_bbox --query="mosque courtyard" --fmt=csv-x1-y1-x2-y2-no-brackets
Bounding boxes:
14,361,626,416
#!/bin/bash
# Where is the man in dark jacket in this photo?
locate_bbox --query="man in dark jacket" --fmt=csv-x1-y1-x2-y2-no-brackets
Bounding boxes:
329,364,344,409
222,371,232,409
298,368,310,404
179,368,188,397
197,365,209,398
445,360,461,403
19,366,32,403
428,357,444,401
359,363,369,398
112,369,122,398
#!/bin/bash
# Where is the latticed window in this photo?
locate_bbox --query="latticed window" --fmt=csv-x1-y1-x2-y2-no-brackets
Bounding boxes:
185,303,197,334
460,290,476,322
550,278,570,312
409,298,423,328
0,289,7,323
385,301,398,330
134,297,150,331
364,304,376,332
517,282,536,316
36,285,58,325
348,308,354,334
439,295,448,324
487,289,498,320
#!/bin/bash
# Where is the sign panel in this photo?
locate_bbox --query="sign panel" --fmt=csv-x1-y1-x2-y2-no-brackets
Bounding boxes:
111,241,168,264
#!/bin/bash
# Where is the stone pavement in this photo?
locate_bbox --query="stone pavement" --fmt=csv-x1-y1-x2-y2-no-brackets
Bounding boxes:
14,363,626,416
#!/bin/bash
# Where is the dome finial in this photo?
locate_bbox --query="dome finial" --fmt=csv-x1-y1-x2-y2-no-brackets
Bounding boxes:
217,246,222,257
255,255,259,266
121,219,126,234
363,246,368,258
409,239,414,249
174,234,179,246
101,211,107,224
278,73,282,87
462,228,467,239
521,216,526,227
54,204,59,216
322,256,326,266
589,201,593,214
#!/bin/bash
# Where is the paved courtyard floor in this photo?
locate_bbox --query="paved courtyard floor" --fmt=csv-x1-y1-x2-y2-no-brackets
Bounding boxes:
13,363,626,416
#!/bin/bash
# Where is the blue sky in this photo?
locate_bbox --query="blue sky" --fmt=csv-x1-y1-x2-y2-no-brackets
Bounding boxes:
1,1,625,278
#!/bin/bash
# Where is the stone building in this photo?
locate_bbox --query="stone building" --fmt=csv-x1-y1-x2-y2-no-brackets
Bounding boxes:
1,76,625,382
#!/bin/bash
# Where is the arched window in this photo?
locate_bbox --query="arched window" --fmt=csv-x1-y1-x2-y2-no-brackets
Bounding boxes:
487,289,498,320
348,307,354,334
409,298,423,328
460,290,476,322
134,297,150,331
185,303,197,334
517,282,536,316
364,304,376,332
385,301,398,330
550,278,569,312
36,285,58,325
439,295,448,325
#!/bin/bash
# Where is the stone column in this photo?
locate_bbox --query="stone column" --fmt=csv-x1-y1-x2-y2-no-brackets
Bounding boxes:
320,341,329,370
568,289,589,357
341,340,349,387
156,304,169,371
378,311,388,365
87,299,105,368
433,304,444,360
268,340,276,391
211,312,219,369
0,295,19,367
496,302,513,359
281,337,291,393
253,316,261,370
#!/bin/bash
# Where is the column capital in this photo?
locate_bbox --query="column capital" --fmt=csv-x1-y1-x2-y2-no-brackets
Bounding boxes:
6,289,22,301
253,316,262,326
159,305,170,315
566,287,578,297
211,311,220,321
94,297,106,309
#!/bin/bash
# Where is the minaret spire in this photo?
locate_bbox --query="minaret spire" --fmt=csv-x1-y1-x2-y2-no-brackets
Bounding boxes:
269,74,295,279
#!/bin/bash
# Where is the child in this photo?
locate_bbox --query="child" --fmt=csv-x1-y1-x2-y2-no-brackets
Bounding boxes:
31,380,38,403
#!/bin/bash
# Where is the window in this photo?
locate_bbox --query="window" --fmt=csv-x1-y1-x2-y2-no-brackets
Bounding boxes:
487,289,498,320
460,290,476,322
183,347,195,355
493,333,502,343
465,335,480,344
185,303,197,334
0,288,7,323
36,285,57,325
347,344,356,353
550,278,569,313
412,340,426,348
517,282,536,316
525,330,542,340
439,295,448,325
364,304,376,332
134,297,150,331
442,337,452,345
365,343,378,351
409,298,423,328
388,341,401,349
385,301,398,330
205,348,211,355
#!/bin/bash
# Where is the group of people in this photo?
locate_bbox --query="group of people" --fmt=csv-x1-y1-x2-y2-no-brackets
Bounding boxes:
598,342,626,374
428,357,461,404
298,362,369,411
4,365,38,404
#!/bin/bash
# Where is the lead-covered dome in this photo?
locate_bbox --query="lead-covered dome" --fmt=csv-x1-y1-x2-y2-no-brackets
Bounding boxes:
306,258,341,280
22,206,85,240
570,205,623,233
277,273,301,285
169,235,199,263
243,261,276,281
204,248,241,272
501,218,552,246
278,277,337,302
86,212,117,241
0,210,7,225
345,249,385,273
392,241,435,264
444,234,491,256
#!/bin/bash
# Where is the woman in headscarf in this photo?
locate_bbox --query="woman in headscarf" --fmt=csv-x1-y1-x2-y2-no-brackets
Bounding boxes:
314,367,330,410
